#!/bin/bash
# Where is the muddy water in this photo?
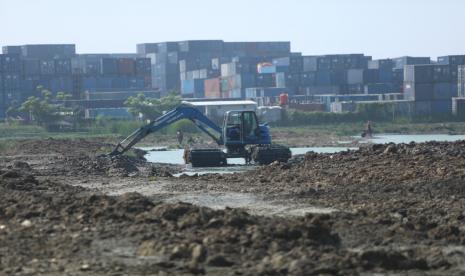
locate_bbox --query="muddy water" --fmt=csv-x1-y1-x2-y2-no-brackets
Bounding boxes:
142,146,357,176
142,146,357,166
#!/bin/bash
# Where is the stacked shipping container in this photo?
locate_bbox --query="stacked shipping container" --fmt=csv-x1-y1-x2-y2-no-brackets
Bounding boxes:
403,55,465,114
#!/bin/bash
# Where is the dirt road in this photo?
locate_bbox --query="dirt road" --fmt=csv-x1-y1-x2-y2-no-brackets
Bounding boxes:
1,137,465,274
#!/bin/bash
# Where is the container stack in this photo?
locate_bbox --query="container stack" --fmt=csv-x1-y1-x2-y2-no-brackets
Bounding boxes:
17,45,77,100
0,54,22,115
459,65,465,97
393,56,431,70
404,55,465,115
295,54,372,95
72,54,150,95
181,79,205,98
452,97,465,116
139,41,292,98
204,78,221,99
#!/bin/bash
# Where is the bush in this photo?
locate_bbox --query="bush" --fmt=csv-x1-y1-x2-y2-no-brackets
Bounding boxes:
165,119,200,135
278,109,366,126
278,105,465,127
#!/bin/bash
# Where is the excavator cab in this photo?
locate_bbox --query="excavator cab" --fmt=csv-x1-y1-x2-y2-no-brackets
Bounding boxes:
223,110,264,145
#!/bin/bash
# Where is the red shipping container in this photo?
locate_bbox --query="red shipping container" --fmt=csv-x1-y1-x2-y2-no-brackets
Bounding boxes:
118,58,136,75
204,78,221,98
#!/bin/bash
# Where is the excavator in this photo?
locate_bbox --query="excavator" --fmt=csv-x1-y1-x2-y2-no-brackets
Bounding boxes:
109,102,291,167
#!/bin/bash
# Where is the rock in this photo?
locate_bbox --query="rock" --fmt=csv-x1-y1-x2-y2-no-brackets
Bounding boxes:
191,244,206,262
170,245,189,259
206,255,234,267
137,240,158,257
21,220,32,228
383,144,397,154
13,161,31,170
80,264,90,271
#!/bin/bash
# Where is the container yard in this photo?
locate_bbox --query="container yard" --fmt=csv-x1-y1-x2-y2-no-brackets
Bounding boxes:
3,41,464,120
3,0,465,274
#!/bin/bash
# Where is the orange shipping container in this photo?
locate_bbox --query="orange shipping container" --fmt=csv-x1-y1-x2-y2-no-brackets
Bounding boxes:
204,78,221,98
118,58,136,75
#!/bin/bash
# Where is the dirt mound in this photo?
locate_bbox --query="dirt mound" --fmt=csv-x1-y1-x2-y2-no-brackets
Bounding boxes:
197,141,465,198
0,170,345,275
0,138,182,178
3,138,465,274
1,137,114,156
52,155,180,177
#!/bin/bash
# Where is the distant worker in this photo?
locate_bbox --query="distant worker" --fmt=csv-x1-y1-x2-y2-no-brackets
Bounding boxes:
362,121,373,138
176,130,184,145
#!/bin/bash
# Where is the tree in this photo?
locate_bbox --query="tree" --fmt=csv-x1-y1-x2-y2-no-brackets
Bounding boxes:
19,96,56,124
56,91,72,101
18,86,72,125
125,91,182,120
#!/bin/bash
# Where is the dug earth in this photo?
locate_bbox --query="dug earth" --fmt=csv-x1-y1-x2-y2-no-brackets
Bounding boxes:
1,137,465,275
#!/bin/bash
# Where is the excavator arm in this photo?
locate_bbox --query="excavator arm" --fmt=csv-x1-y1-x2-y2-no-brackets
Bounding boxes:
109,103,223,156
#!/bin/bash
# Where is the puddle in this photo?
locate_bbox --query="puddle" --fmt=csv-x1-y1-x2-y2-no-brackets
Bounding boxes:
142,146,355,176
161,192,337,217
142,146,356,166
173,165,257,177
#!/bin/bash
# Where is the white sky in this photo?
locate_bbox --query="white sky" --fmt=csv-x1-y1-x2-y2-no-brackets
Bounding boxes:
1,0,464,59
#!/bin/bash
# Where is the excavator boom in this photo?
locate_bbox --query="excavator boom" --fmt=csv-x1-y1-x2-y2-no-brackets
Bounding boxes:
109,103,222,156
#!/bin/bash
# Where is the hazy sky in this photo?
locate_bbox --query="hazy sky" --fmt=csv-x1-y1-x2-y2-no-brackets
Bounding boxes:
1,0,464,59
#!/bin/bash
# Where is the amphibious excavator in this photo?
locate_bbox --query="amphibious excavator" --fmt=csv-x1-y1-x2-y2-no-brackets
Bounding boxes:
109,102,291,167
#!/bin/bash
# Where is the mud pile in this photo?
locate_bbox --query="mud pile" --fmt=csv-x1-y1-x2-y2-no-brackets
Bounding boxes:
3,140,465,274
0,137,114,156
0,169,343,274
191,141,465,199
0,138,181,178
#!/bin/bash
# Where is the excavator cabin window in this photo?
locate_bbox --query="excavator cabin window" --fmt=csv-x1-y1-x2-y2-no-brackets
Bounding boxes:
242,111,259,139
225,111,259,142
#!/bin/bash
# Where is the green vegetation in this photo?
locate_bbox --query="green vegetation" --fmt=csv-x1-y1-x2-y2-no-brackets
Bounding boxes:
125,91,182,119
279,102,465,128
273,121,465,137
14,86,73,125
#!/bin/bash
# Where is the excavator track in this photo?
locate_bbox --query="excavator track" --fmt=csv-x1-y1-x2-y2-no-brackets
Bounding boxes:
184,148,228,167
249,144,292,165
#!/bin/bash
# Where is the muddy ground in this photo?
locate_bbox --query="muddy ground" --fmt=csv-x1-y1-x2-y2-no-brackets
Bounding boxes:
1,137,465,275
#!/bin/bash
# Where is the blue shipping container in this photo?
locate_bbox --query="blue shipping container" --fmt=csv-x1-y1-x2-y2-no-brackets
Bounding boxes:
22,59,41,75
0,54,21,73
364,83,394,94
433,82,458,100
100,58,118,75
431,100,452,114
54,59,72,75
316,70,332,85
378,68,393,83
181,79,204,95
111,77,129,89
83,77,97,90
50,77,73,93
